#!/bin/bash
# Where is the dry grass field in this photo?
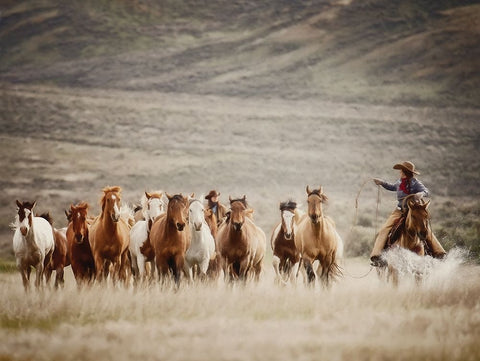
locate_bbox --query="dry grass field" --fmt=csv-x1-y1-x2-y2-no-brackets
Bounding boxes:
1,0,480,360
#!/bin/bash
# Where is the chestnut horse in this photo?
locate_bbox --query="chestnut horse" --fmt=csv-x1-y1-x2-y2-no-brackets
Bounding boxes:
150,194,191,286
11,200,55,291
66,202,96,285
271,201,302,285
129,191,165,283
89,186,131,284
217,196,266,282
39,212,70,289
295,186,343,288
382,195,432,285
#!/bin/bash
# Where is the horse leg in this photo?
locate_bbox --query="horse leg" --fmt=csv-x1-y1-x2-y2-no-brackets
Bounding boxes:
183,259,193,282
55,266,65,289
302,258,316,285
272,255,283,285
35,262,44,289
18,262,30,291
130,252,140,284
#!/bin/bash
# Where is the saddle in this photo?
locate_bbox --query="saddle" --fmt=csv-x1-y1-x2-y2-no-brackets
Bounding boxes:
385,215,406,249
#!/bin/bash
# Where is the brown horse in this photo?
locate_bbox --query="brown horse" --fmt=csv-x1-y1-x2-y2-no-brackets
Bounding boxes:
150,194,191,286
383,195,432,285
271,201,302,284
217,196,266,282
66,202,96,285
295,186,343,288
39,212,70,289
89,186,131,284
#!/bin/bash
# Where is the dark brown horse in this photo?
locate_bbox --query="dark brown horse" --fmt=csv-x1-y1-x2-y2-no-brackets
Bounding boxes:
271,201,302,284
150,194,191,286
89,186,131,284
217,196,266,282
383,195,432,285
39,212,70,289
66,202,96,285
295,186,343,288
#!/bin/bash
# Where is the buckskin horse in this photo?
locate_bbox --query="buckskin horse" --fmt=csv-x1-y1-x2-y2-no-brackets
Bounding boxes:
89,186,131,284
217,196,266,282
11,200,55,291
150,193,191,287
295,186,343,288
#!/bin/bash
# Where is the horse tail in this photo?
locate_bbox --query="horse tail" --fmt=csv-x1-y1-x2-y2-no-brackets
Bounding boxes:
37,212,54,225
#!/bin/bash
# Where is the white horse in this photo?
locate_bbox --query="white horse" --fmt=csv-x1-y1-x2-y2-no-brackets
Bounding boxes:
11,200,55,291
184,197,216,280
129,191,166,283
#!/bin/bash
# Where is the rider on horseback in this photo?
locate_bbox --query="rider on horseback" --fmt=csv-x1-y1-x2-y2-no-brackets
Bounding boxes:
370,161,446,266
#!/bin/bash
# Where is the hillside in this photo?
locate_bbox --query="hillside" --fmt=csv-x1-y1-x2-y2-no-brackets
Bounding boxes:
1,0,479,106
0,0,479,260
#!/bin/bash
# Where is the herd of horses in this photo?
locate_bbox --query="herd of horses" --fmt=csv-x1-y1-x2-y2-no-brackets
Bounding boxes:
11,185,433,291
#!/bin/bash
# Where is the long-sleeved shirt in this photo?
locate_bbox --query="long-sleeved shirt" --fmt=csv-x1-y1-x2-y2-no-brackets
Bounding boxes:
380,178,429,209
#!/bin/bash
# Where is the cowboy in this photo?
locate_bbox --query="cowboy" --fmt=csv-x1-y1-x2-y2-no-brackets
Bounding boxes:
205,190,228,225
370,161,446,266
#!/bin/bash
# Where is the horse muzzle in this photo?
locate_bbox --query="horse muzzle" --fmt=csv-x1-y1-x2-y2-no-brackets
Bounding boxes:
194,222,203,232
233,222,243,232
20,226,28,236
310,215,319,224
176,222,185,231
284,232,292,240
111,214,120,222
75,234,84,244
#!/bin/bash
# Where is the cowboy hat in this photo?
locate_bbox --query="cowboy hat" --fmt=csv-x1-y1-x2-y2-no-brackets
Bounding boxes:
205,190,220,200
393,161,420,175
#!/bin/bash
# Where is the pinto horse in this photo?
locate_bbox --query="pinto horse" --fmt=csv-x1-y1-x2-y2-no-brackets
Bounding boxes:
271,201,302,284
39,212,70,289
217,196,266,282
66,202,96,285
129,191,165,283
295,186,343,288
150,194,191,286
12,200,55,291
382,195,432,285
89,186,131,284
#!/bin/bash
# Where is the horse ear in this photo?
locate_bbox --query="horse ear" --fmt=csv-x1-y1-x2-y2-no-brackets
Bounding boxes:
166,193,173,201
306,185,311,194
229,196,233,203
145,191,152,199
242,195,246,201
190,192,195,199
31,201,37,210
424,200,431,210
16,200,22,208
319,186,323,194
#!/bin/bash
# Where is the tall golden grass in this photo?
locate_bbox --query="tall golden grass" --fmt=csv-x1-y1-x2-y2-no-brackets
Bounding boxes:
1,252,479,361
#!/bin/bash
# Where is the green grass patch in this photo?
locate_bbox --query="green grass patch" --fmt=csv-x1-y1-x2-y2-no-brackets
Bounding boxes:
0,259,16,273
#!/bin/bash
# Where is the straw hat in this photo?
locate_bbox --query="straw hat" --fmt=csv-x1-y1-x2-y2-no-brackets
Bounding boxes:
393,161,420,175
205,190,220,200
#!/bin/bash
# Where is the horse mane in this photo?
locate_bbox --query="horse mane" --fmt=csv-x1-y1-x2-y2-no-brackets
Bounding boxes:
230,197,248,208
37,212,54,225
308,189,328,203
100,186,122,209
280,200,297,211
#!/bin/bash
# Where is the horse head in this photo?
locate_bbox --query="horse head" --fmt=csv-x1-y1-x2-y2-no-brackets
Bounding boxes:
306,186,328,224
280,201,297,240
144,191,165,222
70,202,89,244
189,198,205,232
229,196,250,232
166,194,189,231
16,200,36,236
405,197,430,240
101,186,122,223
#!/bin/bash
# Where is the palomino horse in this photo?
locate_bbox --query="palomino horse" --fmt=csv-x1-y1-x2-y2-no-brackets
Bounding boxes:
382,194,432,285
89,186,131,284
295,186,343,287
66,202,96,285
12,200,55,291
217,196,266,282
150,194,191,286
39,212,70,289
271,201,302,284
129,191,165,283
184,197,216,280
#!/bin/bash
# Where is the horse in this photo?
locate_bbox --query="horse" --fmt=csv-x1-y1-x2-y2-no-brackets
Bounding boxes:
66,202,96,285
217,196,266,282
129,191,165,284
89,186,132,284
184,197,216,281
150,193,191,286
39,212,70,289
204,207,223,279
11,200,55,291
380,194,432,286
295,186,343,288
271,200,302,285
